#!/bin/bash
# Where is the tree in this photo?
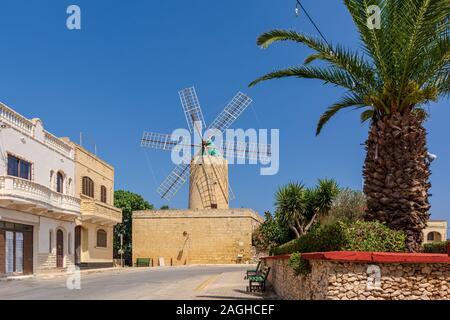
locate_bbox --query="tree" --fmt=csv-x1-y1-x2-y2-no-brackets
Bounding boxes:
113,190,153,265
275,179,339,237
320,188,367,225
250,0,449,251
252,211,291,251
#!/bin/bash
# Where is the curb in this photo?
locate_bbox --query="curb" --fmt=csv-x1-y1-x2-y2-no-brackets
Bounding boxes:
0,275,35,282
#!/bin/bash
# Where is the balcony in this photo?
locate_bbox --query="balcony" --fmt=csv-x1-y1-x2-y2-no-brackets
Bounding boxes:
80,195,122,226
0,175,81,220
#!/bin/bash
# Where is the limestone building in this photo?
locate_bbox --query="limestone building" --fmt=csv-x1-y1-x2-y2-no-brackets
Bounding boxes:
422,220,447,244
133,209,263,265
0,102,80,276
63,140,122,269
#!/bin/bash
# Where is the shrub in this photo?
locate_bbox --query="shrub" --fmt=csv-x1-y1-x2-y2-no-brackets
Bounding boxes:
320,188,366,225
252,211,291,252
271,220,406,256
288,252,311,276
423,241,449,253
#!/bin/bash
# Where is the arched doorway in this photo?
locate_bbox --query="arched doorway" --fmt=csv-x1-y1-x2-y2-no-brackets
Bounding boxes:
74,226,81,265
56,230,64,268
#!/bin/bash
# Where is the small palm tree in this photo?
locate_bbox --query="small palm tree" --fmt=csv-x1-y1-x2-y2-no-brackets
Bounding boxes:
275,179,339,237
250,0,449,251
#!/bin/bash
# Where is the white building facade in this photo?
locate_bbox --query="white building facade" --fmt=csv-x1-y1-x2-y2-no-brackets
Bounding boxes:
0,102,80,276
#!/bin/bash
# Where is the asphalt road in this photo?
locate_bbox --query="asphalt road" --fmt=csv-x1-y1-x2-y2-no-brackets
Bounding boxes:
0,265,268,300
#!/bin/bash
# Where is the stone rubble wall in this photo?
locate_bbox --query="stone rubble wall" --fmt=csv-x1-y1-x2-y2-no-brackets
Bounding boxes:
263,256,450,300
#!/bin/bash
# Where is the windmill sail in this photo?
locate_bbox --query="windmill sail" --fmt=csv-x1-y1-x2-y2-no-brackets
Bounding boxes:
220,140,272,162
179,87,206,135
157,163,191,200
142,86,259,208
207,92,252,134
141,132,198,151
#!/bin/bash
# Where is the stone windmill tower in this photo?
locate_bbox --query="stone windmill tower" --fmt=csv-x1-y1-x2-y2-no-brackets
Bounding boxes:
141,87,271,210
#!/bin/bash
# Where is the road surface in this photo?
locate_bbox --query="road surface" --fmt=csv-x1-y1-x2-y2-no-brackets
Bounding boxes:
0,265,272,300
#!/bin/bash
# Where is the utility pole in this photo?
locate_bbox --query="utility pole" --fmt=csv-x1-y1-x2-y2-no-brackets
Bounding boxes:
120,234,124,267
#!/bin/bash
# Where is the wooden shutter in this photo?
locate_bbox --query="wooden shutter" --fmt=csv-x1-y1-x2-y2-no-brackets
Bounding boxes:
23,230,33,275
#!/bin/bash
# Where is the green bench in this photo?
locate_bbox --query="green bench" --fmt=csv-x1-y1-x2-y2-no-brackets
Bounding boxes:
135,258,152,267
247,266,271,292
245,261,261,279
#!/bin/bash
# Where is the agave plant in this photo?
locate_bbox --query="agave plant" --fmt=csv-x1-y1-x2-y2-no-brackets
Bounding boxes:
250,0,449,251
275,179,339,237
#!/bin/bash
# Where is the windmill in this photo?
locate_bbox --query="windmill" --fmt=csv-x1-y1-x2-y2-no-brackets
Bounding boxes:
141,87,271,210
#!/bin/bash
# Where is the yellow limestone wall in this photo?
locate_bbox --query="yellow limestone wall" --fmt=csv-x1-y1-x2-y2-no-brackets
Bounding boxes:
63,139,121,265
132,209,264,265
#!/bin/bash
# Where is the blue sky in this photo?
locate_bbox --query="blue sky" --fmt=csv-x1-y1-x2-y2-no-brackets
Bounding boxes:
0,1,448,223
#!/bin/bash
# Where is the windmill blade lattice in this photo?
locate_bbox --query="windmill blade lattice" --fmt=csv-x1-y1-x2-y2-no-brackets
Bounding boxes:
157,162,191,201
220,140,272,162
141,132,198,152
207,92,252,134
142,86,262,207
179,87,206,135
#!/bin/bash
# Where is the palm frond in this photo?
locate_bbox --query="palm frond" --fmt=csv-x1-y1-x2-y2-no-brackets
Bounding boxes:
316,94,366,135
255,29,378,91
249,66,361,93
344,0,389,81
360,109,375,123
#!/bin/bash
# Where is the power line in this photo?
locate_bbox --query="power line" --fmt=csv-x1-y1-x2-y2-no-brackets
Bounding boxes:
295,0,330,47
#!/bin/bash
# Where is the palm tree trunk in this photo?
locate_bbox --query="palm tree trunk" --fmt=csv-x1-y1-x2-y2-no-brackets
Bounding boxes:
363,113,431,252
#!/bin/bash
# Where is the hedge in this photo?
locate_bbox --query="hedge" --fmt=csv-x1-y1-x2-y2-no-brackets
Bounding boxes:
271,220,406,256
423,240,449,253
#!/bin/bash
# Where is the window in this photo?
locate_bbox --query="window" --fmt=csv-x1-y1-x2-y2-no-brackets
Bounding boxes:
427,232,442,242
56,172,64,193
100,186,107,203
96,229,107,248
82,177,94,198
7,155,31,180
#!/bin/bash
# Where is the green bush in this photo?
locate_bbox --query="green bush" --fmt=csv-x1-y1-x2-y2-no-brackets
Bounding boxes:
252,211,291,252
288,252,311,276
423,241,449,253
271,220,406,256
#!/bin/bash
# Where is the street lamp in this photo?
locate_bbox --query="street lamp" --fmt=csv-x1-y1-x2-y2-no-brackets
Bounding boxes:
427,152,437,163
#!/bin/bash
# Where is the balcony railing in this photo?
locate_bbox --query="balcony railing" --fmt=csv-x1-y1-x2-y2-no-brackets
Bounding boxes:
0,103,34,135
0,102,74,159
0,176,81,217
80,196,122,225
44,131,73,158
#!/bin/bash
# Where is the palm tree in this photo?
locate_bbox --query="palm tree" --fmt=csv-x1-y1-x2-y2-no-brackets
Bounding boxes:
275,179,339,237
250,0,449,251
